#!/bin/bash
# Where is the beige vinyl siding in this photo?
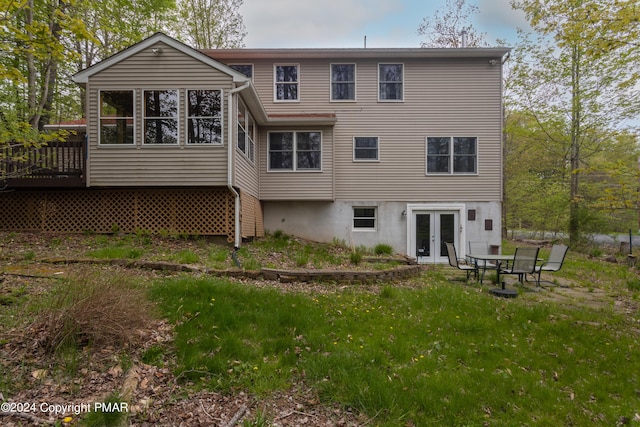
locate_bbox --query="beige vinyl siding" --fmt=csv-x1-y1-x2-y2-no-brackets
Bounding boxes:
233,93,259,197
87,41,233,187
234,145,259,196
244,56,502,202
258,126,334,201
334,59,502,201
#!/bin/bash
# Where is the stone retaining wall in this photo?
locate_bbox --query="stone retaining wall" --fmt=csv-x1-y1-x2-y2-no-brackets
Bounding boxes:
42,258,425,284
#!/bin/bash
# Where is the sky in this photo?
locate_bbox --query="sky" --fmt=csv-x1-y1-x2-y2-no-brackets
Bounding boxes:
239,0,531,48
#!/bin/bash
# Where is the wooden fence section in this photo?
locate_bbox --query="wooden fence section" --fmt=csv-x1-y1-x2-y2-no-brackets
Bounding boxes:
0,188,235,239
1,135,85,187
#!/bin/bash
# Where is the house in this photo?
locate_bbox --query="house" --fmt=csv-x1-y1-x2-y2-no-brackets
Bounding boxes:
0,32,510,263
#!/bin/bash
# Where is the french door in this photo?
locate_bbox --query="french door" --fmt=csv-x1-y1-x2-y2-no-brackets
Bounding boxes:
413,211,459,263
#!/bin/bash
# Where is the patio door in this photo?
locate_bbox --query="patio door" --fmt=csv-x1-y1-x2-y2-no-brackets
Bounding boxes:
413,211,459,263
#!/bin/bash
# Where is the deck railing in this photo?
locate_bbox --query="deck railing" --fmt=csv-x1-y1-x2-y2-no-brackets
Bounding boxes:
1,136,85,187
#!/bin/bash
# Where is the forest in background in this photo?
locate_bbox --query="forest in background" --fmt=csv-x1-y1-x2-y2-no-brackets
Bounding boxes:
1,0,639,245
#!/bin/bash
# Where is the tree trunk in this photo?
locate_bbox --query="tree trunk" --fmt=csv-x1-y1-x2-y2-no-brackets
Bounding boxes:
25,0,39,129
39,0,64,130
569,44,582,245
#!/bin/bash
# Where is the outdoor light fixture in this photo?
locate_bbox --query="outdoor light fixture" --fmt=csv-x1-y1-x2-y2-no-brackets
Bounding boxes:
152,47,163,55
401,209,407,218
488,59,499,66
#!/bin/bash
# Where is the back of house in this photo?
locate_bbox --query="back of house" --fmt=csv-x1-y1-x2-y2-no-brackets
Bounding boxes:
0,32,510,263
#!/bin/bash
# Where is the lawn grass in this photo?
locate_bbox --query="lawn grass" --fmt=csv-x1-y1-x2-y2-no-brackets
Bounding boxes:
150,271,640,426
3,232,639,425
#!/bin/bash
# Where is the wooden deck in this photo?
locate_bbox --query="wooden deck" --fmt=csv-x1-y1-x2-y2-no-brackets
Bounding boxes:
1,136,86,188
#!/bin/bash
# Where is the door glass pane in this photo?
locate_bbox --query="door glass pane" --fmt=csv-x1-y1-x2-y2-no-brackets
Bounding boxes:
416,214,431,259
439,214,455,258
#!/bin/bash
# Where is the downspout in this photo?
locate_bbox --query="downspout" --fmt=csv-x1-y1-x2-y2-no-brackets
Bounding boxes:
227,80,251,250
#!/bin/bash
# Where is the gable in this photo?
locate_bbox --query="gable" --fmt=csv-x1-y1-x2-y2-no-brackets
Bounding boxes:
72,32,249,85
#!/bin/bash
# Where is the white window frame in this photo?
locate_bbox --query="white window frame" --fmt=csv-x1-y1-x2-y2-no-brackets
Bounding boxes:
274,64,299,102
425,136,478,175
236,98,255,162
143,89,179,145
98,89,135,146
378,63,404,102
353,206,377,231
186,89,223,145
353,136,379,162
267,131,322,172
330,63,356,102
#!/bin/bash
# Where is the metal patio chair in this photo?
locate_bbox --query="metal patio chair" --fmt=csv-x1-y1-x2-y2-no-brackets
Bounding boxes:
497,246,539,285
534,244,569,287
445,242,477,280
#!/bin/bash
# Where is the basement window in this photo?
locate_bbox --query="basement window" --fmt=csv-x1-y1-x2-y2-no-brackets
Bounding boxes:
353,207,377,230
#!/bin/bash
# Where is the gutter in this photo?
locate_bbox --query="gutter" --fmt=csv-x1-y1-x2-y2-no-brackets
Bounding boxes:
227,80,251,249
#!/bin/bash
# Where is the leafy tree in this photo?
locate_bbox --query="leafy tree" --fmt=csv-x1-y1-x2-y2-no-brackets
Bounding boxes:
172,0,246,49
1,0,92,130
504,111,570,236
581,131,640,232
508,0,640,244
70,0,176,71
0,0,90,183
417,0,488,47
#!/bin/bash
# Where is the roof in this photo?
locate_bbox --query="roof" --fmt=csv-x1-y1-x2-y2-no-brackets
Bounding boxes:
201,47,512,61
72,33,250,85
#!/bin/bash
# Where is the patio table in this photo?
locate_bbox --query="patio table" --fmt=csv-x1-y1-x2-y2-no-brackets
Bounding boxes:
467,254,518,297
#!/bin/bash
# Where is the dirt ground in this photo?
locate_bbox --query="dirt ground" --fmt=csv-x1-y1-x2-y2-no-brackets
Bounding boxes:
0,232,638,426
0,233,380,426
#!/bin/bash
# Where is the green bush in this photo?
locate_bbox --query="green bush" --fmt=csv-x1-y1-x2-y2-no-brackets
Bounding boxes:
349,251,362,265
374,243,393,255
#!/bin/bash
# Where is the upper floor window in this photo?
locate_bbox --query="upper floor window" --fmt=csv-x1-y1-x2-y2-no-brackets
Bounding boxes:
331,64,356,101
274,64,299,101
426,136,477,174
99,90,134,145
144,90,178,144
230,64,253,79
353,136,378,161
268,131,321,171
187,89,222,144
378,64,403,101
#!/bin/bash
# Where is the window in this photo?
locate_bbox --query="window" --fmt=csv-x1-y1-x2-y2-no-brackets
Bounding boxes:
331,64,355,101
426,136,477,174
229,64,253,78
99,90,134,145
274,64,298,101
237,99,255,162
353,207,376,230
237,99,246,153
268,131,321,171
187,90,222,144
144,90,178,144
378,64,403,101
353,137,378,161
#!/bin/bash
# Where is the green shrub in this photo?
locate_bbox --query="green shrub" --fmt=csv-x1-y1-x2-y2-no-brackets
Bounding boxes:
349,251,362,265
374,243,393,255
